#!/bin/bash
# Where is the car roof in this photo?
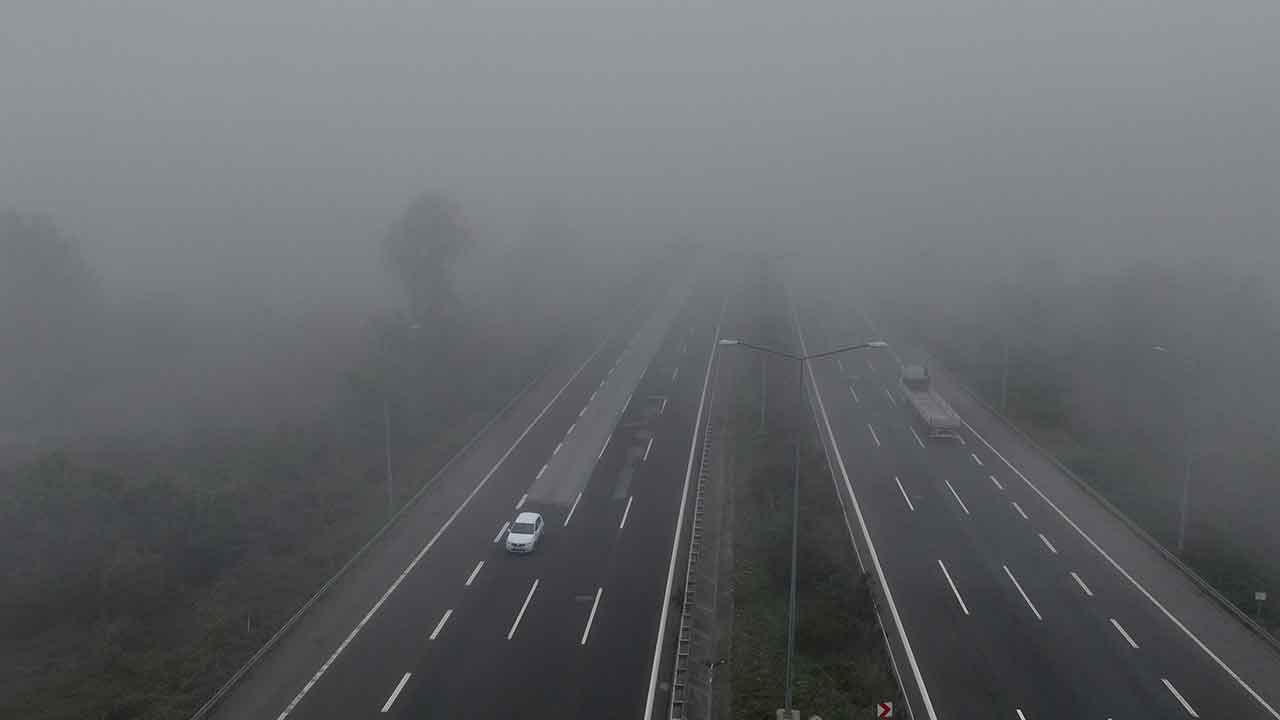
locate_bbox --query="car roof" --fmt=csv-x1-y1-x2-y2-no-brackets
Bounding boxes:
515,511,542,524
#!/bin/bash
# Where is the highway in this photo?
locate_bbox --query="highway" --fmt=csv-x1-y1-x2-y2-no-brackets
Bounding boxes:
792,287,1280,720
208,267,725,720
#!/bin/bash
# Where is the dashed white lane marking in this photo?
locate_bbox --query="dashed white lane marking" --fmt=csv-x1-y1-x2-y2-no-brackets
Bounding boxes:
938,560,970,615
553,441,563,455
580,587,603,645
1162,678,1200,717
430,609,453,640
910,427,925,448
579,406,586,417
944,479,971,515
971,452,984,467
516,493,528,510
620,496,634,529
624,392,634,413
885,388,898,407
989,474,1004,490
868,423,881,447
564,491,583,527
671,367,679,382
960,415,1280,719
1110,618,1140,649
590,390,598,402
957,434,967,446
866,357,876,372
1070,571,1094,597
837,358,845,371
1038,533,1059,555
850,386,861,404
659,397,668,414
536,464,548,480
599,433,612,460
895,476,916,511
643,436,654,461
508,579,539,639
1004,565,1043,621
380,673,411,713
493,522,510,543
567,422,576,435
465,561,484,587
1011,501,1029,520
1015,710,1028,720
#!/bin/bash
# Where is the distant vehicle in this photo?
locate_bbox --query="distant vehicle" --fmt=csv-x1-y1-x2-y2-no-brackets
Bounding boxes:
899,364,963,439
505,511,545,553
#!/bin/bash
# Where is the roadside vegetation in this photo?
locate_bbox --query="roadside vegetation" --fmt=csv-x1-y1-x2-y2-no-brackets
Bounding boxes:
728,268,900,720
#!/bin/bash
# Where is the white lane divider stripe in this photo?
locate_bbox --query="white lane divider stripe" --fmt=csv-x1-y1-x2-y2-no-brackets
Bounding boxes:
493,522,510,543
1015,710,1028,720
944,479,971,515
1070,571,1094,597
599,433,612,460
1038,534,1058,554
866,357,876,371
1004,565,1043,621
536,464,548,480
837,359,845,371
516,493,528,510
1162,678,1200,717
508,579,539,639
380,673,411,713
850,386,860,404
579,406,587,417
429,610,453,640
971,452,984,466
659,397,668,414
564,492,583,526
620,496,634,530
465,561,484,587
553,441,563,455
671,367,679,382
895,476,916,511
989,474,1004,490
567,422,576,435
1110,618,1140,649
938,560,970,615
959,414,1279,719
910,427,925,448
643,436,654,461
624,392,634,414
580,587,603,645
1011,501,1028,520
885,388,898,406
868,423,881,447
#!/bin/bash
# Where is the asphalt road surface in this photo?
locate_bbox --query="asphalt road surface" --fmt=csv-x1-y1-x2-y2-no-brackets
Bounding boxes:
792,289,1280,720
209,269,725,720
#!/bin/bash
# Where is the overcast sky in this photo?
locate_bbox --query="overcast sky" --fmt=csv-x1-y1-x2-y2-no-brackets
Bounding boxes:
3,0,1277,298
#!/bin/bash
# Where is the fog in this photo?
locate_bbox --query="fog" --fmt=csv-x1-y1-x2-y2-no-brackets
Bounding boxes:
3,1,1278,448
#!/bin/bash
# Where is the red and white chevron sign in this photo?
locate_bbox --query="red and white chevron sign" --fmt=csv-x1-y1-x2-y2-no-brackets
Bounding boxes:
877,702,894,718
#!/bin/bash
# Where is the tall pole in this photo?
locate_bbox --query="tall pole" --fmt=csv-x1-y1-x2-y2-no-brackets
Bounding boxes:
1001,339,1010,413
783,358,802,715
1177,455,1190,554
384,397,393,519
760,354,767,434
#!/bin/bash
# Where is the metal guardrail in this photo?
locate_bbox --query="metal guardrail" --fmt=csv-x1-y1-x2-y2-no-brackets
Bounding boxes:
670,402,717,718
186,370,546,720
942,366,1280,656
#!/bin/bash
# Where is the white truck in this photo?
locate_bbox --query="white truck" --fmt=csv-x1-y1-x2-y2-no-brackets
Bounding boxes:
900,364,963,439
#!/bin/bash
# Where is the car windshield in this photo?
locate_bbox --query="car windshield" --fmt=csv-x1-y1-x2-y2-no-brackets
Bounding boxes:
511,522,538,534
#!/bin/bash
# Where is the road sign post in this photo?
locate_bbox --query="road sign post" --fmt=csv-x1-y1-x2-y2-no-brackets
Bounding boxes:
1256,591,1268,619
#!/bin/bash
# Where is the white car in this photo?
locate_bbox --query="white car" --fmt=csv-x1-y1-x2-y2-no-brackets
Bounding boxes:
505,511,544,554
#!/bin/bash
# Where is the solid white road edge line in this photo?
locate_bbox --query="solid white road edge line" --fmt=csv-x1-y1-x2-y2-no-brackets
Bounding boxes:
643,297,723,720
895,476,916,512
273,333,611,720
1070,571,1094,597
938,560,970,615
465,561,484,587
564,492,583,527
796,308,940,720
379,673,411,713
620,496,634,530
429,609,453,640
944,479,971,515
493,522,510,544
581,587,603,645
1162,678,1200,717
507,579,539,640
961,413,1279,718
1004,565,1043,621
1110,618,1140,649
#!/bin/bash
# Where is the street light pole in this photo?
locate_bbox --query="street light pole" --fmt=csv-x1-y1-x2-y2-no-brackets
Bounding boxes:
1152,345,1193,554
384,397,394,520
717,337,887,716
